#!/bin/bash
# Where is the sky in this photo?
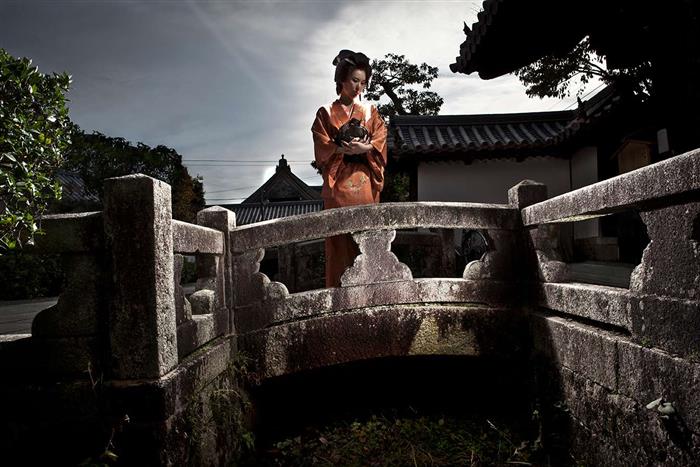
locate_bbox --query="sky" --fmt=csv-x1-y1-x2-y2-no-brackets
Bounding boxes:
1,0,598,204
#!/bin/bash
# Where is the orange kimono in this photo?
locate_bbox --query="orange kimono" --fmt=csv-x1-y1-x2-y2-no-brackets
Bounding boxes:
311,98,388,287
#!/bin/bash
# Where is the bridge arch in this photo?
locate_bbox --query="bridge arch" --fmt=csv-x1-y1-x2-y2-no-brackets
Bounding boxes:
240,303,527,381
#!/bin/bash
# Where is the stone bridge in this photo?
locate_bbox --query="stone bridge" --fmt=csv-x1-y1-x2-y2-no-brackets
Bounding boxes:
1,149,699,465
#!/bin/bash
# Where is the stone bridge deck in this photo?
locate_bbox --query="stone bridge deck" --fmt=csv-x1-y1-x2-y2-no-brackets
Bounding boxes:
1,149,699,465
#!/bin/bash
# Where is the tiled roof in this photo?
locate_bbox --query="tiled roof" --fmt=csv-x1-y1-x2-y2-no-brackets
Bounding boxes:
390,111,574,156
55,170,100,204
390,85,623,158
217,200,323,226
450,0,674,78
450,0,506,75
243,156,320,203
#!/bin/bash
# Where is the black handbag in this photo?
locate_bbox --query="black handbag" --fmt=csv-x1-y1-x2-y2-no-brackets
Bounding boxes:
334,118,369,146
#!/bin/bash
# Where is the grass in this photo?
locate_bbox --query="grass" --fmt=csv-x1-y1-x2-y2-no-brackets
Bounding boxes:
248,411,546,466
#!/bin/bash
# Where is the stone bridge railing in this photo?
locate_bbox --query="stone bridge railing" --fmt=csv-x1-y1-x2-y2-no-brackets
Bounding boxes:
4,175,235,381
521,148,700,357
1,149,697,376
230,201,523,334
519,149,700,465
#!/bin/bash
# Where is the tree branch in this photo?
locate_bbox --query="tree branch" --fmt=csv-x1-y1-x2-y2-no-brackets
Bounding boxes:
381,83,407,115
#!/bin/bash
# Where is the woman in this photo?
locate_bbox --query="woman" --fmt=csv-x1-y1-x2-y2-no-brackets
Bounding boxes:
311,50,388,287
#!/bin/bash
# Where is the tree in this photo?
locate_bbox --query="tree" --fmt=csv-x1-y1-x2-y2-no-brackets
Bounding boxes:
513,37,653,100
365,54,444,201
365,53,444,118
0,48,72,251
65,129,205,222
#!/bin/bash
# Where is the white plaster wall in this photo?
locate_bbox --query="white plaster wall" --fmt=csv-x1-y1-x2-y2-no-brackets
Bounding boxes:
570,146,599,239
417,156,571,204
571,146,597,189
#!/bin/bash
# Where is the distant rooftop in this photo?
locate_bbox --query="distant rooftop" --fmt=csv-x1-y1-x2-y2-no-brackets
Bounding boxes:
210,155,323,225
219,200,323,226
242,155,320,204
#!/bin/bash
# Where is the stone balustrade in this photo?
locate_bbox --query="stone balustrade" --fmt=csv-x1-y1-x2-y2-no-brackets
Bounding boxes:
21,211,106,376
517,149,700,358
229,202,523,335
1,175,236,380
521,148,700,226
516,149,700,465
230,201,519,252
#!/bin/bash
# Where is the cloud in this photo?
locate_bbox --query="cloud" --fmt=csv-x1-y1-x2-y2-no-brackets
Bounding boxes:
2,1,593,205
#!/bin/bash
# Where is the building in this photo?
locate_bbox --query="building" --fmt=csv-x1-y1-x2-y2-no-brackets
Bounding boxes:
388,85,651,265
216,155,322,226
449,0,700,156
442,0,697,271
389,85,652,203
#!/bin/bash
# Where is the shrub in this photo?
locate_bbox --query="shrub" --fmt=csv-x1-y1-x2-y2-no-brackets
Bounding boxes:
0,48,72,251
0,250,63,300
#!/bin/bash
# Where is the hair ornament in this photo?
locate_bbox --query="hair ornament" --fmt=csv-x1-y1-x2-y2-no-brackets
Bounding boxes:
332,50,371,83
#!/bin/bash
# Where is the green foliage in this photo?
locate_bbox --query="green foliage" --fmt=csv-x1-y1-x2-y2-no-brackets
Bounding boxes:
381,172,410,202
179,256,198,284
257,413,541,466
0,48,72,251
0,249,63,299
365,53,444,118
513,37,653,99
65,130,205,222
183,352,255,465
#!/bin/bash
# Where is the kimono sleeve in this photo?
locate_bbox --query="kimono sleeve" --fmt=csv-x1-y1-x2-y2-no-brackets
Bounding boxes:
311,107,343,190
366,105,388,191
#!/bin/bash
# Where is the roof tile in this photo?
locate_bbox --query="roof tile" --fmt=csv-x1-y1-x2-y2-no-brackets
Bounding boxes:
216,200,324,226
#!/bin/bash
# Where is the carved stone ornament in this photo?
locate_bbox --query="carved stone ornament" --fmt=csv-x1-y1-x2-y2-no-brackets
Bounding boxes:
462,230,515,281
341,230,413,286
530,224,569,283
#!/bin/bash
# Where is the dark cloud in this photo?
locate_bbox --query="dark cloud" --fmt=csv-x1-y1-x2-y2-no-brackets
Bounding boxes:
1,1,578,204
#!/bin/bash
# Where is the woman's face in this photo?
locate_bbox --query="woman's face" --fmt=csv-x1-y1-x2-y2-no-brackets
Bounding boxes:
340,68,367,100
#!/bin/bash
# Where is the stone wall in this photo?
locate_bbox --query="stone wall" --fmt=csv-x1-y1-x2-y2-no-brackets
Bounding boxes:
532,313,700,465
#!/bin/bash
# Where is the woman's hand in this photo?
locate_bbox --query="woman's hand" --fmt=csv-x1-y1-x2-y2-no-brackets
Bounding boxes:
341,137,372,155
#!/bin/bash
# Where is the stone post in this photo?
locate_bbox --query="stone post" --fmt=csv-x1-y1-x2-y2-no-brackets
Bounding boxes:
277,245,297,293
508,180,568,283
508,180,548,210
103,174,178,379
196,206,236,335
439,228,456,277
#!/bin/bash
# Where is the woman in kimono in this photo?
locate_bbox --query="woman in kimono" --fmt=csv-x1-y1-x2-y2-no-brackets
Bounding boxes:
311,50,388,287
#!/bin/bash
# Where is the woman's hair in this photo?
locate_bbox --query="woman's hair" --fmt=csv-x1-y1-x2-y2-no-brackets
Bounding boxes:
333,50,372,95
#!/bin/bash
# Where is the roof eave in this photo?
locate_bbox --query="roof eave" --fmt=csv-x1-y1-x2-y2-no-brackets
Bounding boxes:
450,0,590,78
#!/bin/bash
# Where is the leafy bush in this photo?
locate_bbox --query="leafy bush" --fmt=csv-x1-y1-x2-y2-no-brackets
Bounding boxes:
0,250,63,300
381,171,410,202
0,48,72,251
255,413,542,466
